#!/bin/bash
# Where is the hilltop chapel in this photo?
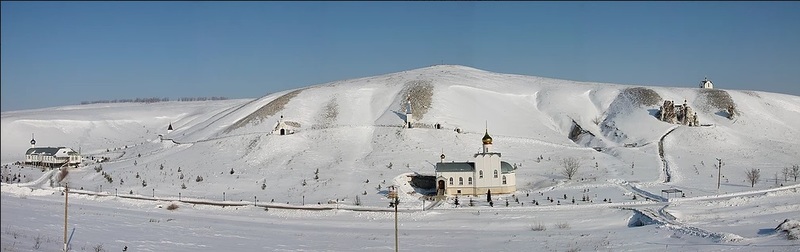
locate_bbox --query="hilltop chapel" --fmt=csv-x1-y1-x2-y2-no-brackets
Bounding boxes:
699,76,714,89
435,129,517,196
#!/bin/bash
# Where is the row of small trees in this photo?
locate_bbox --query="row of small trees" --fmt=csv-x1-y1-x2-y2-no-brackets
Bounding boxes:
79,96,229,105
561,157,799,189
745,165,799,187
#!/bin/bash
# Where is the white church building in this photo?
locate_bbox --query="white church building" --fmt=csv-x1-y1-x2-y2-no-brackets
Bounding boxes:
435,130,517,196
273,115,295,135
404,97,414,128
700,76,714,89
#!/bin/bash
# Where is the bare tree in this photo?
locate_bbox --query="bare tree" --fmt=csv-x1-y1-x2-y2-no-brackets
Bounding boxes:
745,168,760,187
782,167,790,182
561,157,581,180
592,115,602,125
774,172,778,186
790,164,799,182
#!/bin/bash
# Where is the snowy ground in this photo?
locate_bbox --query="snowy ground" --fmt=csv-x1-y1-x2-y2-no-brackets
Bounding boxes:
2,65,799,251
2,184,798,252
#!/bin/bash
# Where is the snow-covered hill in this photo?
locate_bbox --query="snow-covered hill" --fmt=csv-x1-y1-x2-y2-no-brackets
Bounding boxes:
4,65,798,200
2,65,799,250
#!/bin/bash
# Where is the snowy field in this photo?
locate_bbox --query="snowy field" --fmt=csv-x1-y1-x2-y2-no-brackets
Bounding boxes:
2,184,798,251
2,65,799,251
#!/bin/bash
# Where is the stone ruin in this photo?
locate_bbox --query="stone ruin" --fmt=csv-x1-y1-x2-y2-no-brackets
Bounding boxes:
726,104,737,120
658,99,699,126
659,100,677,123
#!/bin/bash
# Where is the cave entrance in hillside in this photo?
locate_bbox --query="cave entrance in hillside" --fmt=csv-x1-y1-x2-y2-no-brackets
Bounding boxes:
280,129,285,135
407,174,438,196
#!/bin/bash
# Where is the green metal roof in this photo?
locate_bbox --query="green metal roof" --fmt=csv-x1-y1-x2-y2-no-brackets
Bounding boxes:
25,147,77,157
25,147,62,156
436,161,515,174
436,162,475,173
501,161,515,174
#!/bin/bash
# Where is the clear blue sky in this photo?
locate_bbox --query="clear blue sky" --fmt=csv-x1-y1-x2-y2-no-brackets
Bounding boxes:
2,1,799,111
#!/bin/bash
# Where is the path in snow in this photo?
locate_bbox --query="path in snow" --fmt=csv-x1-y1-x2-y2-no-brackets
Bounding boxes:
604,126,679,203
658,126,679,183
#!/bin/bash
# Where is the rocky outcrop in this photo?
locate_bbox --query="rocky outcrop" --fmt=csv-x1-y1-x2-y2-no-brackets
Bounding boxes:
224,88,305,133
699,88,738,120
658,100,699,126
400,80,433,121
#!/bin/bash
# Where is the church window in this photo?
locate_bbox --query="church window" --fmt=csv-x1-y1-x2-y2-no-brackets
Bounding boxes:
502,175,507,185
468,177,473,185
458,177,463,185
479,170,484,178
449,177,453,185
494,170,498,178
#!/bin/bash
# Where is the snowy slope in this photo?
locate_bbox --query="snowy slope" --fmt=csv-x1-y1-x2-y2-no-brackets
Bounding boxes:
2,65,799,250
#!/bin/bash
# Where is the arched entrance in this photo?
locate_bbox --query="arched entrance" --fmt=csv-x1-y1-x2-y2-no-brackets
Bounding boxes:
437,180,446,195
280,129,285,135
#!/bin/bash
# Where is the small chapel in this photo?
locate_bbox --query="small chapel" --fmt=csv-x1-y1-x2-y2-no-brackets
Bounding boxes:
404,96,414,128
700,76,714,89
273,115,295,135
159,122,174,142
435,129,517,196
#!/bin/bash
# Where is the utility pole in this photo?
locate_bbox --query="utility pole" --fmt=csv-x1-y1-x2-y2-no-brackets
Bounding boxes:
63,183,68,252
388,188,399,252
393,196,399,252
716,158,723,190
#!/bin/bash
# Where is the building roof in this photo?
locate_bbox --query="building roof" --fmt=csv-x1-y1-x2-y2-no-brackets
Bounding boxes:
500,161,515,174
26,147,62,156
436,162,475,173
435,161,516,174
474,152,502,158
26,147,77,157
